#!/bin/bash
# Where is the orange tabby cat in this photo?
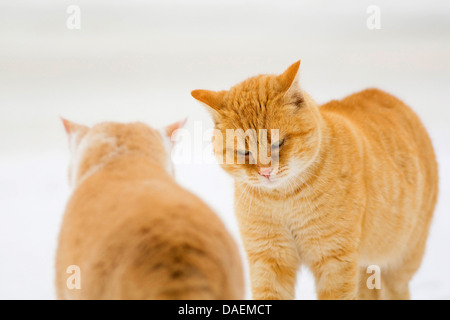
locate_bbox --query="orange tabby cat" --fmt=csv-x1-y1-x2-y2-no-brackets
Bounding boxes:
56,119,244,300
191,61,438,300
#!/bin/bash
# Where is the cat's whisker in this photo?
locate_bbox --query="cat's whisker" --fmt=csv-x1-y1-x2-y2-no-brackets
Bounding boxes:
236,183,251,206
246,187,255,220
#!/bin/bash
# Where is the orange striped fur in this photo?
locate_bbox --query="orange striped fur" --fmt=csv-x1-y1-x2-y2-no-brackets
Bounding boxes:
56,120,244,300
191,61,438,300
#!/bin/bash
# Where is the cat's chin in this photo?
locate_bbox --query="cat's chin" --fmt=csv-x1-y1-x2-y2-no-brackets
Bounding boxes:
253,177,287,190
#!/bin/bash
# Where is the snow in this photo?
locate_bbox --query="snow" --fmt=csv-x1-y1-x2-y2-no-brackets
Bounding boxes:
0,0,449,299
0,131,449,300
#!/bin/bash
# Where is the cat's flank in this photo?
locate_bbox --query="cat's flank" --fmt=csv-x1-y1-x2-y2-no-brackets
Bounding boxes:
191,61,438,300
56,119,244,300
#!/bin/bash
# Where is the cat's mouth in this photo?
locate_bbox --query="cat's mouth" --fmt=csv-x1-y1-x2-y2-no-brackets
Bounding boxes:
240,167,293,189
238,167,293,189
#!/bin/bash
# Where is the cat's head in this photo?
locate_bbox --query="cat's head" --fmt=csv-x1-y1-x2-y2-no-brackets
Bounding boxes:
191,61,322,190
61,119,185,188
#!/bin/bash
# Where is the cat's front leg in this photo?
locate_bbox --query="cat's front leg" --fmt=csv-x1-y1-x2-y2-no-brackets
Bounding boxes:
238,215,301,300
310,252,359,300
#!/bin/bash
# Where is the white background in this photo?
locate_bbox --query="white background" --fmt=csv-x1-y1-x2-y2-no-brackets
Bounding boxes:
0,0,449,299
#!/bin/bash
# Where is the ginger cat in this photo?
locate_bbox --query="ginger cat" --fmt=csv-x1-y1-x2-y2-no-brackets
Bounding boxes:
191,61,438,300
56,119,244,300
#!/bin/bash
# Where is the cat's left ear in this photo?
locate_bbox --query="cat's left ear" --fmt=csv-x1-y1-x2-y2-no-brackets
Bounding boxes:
277,60,304,105
60,117,89,152
61,118,88,135
165,118,187,144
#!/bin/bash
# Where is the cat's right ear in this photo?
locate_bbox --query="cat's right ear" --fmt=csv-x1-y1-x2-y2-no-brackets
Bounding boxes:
191,89,226,112
165,118,187,144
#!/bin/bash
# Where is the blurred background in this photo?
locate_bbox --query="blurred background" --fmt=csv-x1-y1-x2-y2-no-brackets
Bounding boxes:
0,0,449,299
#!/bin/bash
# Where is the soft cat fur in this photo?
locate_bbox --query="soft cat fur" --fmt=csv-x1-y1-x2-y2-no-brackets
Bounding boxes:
56,119,244,300
191,61,438,300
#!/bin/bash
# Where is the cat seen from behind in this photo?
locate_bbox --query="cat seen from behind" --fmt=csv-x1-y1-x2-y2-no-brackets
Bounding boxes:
56,119,244,300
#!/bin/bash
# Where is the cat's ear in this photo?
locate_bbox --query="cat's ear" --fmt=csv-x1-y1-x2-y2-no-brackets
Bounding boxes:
165,118,187,143
277,60,304,106
191,89,226,111
61,118,88,136
278,60,301,91
60,117,89,150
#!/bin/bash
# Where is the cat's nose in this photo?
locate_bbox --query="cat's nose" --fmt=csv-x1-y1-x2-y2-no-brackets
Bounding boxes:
259,167,273,179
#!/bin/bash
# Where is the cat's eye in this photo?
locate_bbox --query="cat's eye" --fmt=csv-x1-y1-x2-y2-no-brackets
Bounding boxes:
237,150,251,156
271,139,285,149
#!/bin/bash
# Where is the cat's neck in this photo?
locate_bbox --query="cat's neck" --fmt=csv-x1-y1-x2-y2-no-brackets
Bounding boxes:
286,116,333,198
73,151,171,190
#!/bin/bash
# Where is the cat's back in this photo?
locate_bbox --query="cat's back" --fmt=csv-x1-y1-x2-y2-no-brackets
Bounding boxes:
320,88,438,186
320,88,435,160
317,88,438,265
321,88,417,127
56,162,244,300
318,88,438,257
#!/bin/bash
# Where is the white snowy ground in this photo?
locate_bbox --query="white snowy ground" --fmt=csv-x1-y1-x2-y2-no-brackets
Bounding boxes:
0,130,449,300
0,0,449,299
